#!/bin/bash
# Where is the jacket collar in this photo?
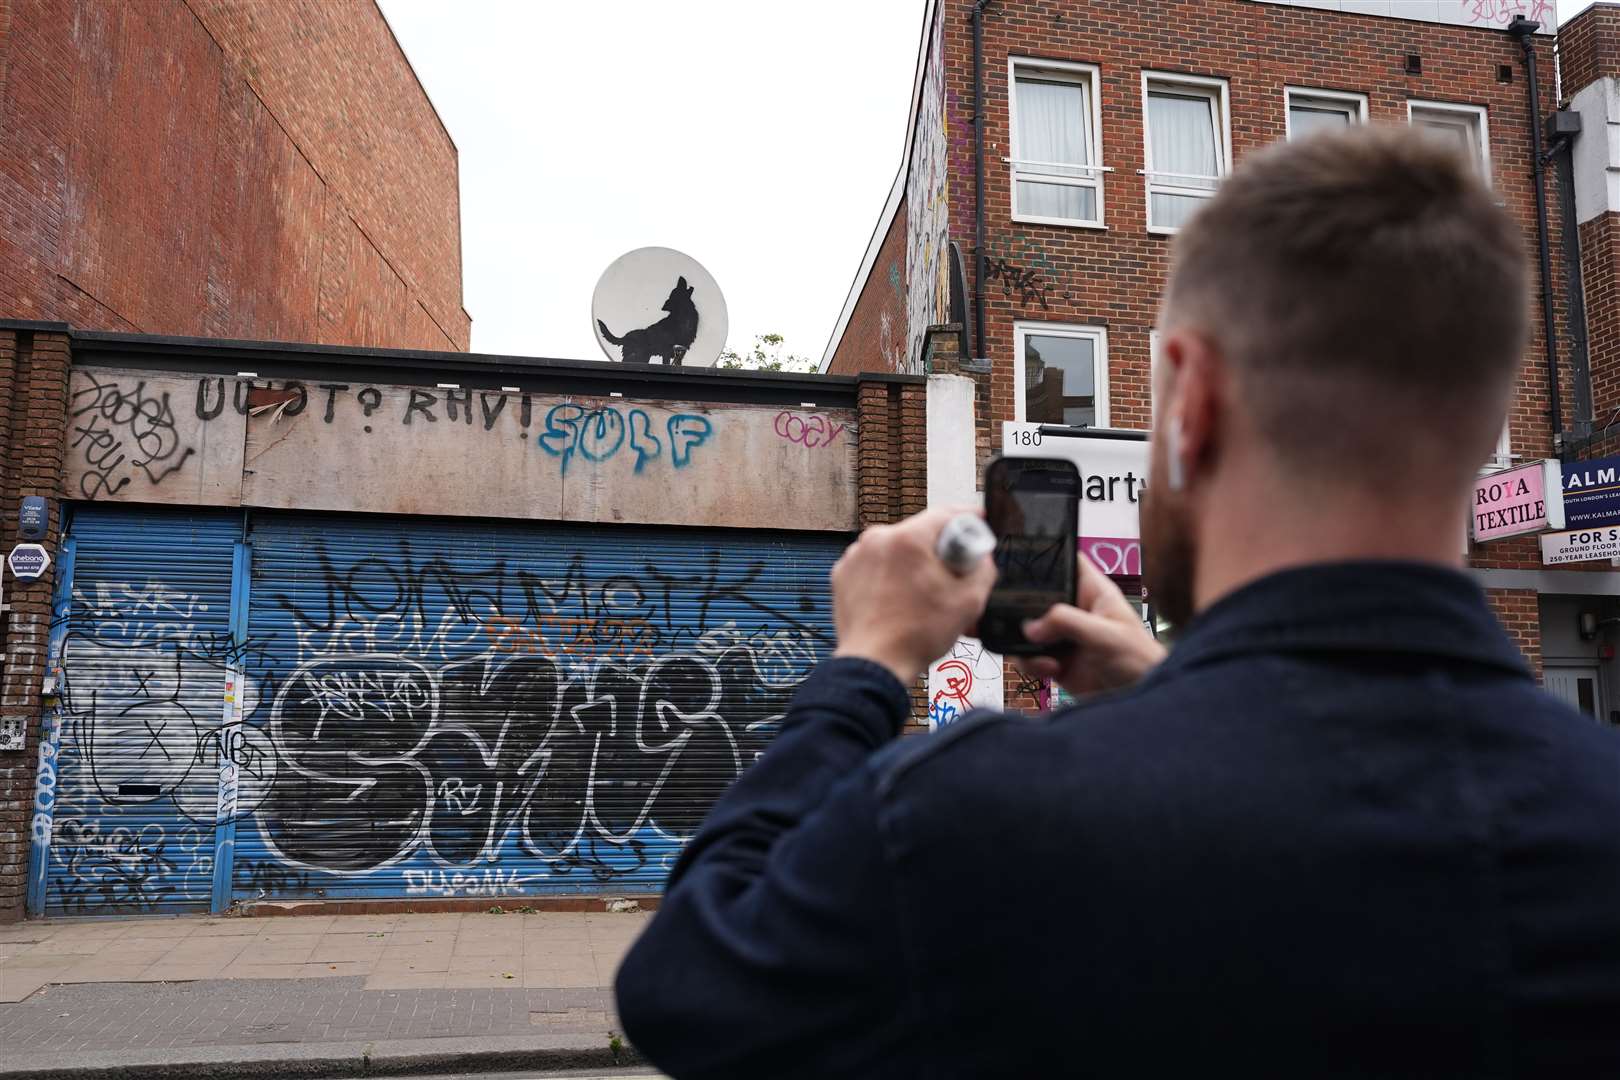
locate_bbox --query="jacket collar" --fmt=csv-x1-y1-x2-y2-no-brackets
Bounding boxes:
1157,561,1531,679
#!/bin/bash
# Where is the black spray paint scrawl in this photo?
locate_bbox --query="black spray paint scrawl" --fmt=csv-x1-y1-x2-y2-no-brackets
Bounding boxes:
597,276,700,365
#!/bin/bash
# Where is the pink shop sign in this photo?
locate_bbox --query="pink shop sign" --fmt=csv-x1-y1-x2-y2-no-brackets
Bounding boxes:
1472,459,1563,543
1081,536,1142,577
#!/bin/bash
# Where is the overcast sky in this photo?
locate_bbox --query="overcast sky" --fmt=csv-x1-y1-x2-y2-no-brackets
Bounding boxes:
378,0,923,365
382,0,1591,365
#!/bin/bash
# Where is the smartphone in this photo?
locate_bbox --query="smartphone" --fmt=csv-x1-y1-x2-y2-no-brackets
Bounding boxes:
979,456,1080,656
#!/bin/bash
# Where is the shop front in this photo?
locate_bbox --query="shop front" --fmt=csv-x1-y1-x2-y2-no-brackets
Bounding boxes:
23,338,885,916
924,423,1150,727
1471,454,1620,724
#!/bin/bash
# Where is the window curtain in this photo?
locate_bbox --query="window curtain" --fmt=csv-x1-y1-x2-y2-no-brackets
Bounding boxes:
1148,90,1218,229
1016,77,1093,220
1290,104,1350,138
1417,115,1476,164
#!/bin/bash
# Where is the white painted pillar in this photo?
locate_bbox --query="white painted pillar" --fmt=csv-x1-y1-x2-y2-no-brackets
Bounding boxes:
924,374,1003,727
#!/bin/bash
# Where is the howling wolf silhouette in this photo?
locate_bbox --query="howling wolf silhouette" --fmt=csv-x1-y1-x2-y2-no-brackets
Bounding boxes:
597,277,700,365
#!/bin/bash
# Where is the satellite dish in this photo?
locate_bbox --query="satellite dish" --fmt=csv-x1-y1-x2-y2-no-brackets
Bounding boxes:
591,247,728,367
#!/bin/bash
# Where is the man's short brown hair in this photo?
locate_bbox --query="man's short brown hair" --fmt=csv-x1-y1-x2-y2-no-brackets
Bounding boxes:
1163,123,1528,479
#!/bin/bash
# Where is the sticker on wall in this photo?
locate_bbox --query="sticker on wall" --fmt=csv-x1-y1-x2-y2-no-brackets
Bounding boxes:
592,247,728,367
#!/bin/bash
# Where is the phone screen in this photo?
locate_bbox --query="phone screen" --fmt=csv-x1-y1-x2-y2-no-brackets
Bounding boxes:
981,457,1079,655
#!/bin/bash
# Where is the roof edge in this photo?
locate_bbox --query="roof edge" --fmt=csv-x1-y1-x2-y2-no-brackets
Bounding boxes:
819,0,939,374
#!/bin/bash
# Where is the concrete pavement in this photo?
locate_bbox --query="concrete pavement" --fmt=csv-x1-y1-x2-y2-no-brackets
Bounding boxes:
0,910,647,1002
0,910,653,1077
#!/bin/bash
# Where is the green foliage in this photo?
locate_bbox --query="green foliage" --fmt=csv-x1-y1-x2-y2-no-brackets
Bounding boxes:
716,332,816,373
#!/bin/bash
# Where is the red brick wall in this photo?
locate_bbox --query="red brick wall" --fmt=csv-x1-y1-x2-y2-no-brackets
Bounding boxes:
855,374,928,527
1580,213,1620,433
0,329,71,921
828,208,909,375
939,0,1561,473
1558,3,1620,101
853,373,930,725
1486,587,1544,681
0,0,467,350
1566,9,1620,463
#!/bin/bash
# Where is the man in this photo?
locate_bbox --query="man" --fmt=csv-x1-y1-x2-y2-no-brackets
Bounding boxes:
615,126,1620,1076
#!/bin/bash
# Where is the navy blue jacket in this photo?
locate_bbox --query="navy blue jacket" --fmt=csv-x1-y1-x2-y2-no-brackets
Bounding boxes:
615,563,1620,1077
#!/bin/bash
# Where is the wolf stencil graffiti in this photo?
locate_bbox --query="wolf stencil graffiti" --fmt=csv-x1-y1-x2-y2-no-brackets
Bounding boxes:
597,277,700,365
591,247,729,368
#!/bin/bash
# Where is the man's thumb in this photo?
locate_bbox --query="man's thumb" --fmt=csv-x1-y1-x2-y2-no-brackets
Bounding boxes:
1023,603,1116,647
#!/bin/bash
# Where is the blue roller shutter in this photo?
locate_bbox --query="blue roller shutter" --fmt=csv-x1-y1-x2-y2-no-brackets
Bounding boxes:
233,514,842,902
44,509,240,915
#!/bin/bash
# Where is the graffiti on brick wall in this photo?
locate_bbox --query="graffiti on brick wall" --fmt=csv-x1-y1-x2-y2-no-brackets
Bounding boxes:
985,257,1051,312
905,6,949,373
1459,0,1553,26
879,310,906,374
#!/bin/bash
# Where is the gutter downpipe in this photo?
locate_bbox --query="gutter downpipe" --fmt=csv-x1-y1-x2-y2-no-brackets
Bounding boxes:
1549,123,1593,440
1509,15,1565,452
970,1,993,361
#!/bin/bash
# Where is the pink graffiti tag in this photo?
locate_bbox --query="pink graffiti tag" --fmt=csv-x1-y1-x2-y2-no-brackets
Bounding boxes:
774,411,847,449
1461,0,1553,25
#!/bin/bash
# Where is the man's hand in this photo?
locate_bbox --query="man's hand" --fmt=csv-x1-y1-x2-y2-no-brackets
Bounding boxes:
1019,554,1168,696
832,507,998,686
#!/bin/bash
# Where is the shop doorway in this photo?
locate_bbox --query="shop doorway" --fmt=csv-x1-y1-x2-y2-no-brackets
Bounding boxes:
1545,664,1605,722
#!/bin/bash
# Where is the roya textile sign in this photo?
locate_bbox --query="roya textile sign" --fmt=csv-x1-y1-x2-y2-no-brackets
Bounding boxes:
1471,460,1563,543
1561,455,1620,531
1541,527,1620,566
1001,423,1147,577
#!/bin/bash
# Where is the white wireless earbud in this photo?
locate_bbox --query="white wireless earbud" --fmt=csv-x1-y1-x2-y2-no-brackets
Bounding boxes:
1166,418,1187,493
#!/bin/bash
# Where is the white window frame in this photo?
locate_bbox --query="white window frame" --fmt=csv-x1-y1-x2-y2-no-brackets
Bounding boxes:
1284,86,1368,139
1489,419,1516,471
1141,71,1232,235
1407,99,1491,184
1007,57,1107,229
1012,321,1110,427
1149,329,1161,427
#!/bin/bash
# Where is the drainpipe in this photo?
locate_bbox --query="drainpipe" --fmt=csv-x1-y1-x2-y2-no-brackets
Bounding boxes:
1546,108,1593,440
1508,15,1564,451
969,0,993,361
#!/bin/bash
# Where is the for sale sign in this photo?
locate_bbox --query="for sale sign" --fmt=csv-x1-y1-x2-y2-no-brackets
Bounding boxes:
1541,526,1620,565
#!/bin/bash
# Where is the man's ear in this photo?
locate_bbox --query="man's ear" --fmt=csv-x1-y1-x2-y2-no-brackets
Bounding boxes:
1159,329,1225,486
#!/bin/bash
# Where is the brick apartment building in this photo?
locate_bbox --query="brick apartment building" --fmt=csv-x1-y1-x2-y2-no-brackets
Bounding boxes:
825,0,1620,720
0,0,470,917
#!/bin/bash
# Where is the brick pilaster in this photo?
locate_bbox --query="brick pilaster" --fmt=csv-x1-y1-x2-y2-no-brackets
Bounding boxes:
898,383,927,518
0,329,71,921
1486,587,1544,684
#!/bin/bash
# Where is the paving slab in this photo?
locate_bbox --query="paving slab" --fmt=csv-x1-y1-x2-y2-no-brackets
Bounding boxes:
0,908,648,1075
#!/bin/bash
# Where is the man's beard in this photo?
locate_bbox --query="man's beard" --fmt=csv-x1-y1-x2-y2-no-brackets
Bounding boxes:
1142,485,1197,632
